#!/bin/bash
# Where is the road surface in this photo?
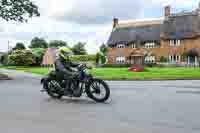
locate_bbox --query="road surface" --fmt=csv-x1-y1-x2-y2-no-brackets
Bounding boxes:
0,69,200,133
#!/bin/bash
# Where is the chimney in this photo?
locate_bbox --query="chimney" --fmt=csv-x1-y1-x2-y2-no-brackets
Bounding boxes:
164,6,171,17
113,18,119,29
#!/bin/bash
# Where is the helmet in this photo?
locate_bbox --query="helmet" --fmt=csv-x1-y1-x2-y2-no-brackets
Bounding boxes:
58,47,73,60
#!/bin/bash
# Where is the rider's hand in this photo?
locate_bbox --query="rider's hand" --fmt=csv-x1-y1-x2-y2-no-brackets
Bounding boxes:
74,72,80,78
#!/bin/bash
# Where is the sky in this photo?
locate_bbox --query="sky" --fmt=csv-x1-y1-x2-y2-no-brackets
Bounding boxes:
0,0,199,53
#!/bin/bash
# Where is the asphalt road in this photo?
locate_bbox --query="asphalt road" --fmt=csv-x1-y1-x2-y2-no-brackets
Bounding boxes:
1,70,200,133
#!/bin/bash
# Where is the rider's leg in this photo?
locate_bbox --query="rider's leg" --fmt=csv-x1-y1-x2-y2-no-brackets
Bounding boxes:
64,78,73,95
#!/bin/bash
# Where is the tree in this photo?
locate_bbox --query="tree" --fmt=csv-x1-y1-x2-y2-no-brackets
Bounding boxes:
49,40,67,48
100,44,108,55
8,50,34,66
0,0,40,22
29,37,48,48
13,42,26,50
96,52,106,65
31,48,45,66
71,42,87,55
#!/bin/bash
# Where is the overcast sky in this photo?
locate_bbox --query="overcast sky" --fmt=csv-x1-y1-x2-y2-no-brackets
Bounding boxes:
0,0,199,53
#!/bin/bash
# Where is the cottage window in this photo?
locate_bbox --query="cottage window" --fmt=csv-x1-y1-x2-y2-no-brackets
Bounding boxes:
144,42,156,48
169,55,181,63
131,43,136,48
145,56,155,63
117,44,125,48
169,40,181,46
116,56,125,64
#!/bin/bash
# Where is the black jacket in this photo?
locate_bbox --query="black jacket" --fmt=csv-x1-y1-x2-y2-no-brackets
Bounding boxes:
55,58,79,76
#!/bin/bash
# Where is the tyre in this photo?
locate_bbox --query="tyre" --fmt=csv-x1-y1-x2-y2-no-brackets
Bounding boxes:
86,79,110,103
45,80,63,99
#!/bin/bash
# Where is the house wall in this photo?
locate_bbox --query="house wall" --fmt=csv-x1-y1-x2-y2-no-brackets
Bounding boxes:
107,37,200,64
161,37,200,58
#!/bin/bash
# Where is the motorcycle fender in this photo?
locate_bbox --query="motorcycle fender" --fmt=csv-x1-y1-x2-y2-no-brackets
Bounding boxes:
41,77,47,84
41,77,49,90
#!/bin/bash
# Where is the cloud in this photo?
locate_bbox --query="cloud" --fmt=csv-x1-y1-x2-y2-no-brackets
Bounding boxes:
49,0,198,25
49,0,144,25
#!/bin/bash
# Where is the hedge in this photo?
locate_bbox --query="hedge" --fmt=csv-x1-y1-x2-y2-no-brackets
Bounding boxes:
70,55,96,62
101,64,131,68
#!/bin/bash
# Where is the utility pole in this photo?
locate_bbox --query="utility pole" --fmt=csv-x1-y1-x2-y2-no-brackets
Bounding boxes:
6,41,10,65
7,41,10,52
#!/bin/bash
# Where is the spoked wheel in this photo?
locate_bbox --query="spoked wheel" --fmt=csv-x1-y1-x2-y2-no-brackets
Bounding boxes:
87,79,110,103
46,80,63,99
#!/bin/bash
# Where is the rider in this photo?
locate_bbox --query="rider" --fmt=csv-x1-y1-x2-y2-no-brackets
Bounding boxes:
55,47,80,95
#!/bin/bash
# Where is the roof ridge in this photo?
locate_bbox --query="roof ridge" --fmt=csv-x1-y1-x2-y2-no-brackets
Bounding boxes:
117,21,162,29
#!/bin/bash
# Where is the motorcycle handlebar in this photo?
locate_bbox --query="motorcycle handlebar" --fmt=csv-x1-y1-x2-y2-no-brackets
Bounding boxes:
78,64,93,70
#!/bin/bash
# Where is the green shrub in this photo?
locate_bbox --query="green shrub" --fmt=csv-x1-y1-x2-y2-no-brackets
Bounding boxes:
8,50,34,66
160,56,168,63
0,53,9,65
70,55,96,62
101,64,131,68
96,52,106,65
145,62,157,67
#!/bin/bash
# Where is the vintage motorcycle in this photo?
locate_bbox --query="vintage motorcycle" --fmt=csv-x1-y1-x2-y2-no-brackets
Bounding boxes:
41,65,110,103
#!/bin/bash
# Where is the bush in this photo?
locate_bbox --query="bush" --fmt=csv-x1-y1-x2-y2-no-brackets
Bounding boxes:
70,55,96,62
8,50,34,66
145,62,157,67
160,56,168,63
96,52,106,65
0,53,9,65
101,64,131,68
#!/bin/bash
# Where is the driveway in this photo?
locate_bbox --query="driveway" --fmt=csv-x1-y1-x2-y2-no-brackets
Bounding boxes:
0,69,200,133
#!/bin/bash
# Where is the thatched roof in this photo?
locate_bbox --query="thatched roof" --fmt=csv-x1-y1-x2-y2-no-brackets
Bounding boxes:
107,23,161,45
108,10,200,45
162,13,200,39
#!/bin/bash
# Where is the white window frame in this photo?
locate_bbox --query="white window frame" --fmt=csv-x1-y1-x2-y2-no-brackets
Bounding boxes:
145,56,155,63
131,43,136,48
169,55,181,63
144,42,156,48
116,56,125,64
117,44,125,48
169,40,181,46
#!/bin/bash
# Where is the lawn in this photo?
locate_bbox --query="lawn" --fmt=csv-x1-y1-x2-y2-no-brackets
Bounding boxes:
1,66,200,80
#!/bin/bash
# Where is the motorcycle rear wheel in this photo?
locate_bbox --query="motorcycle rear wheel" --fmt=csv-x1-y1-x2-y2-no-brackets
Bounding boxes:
45,80,63,99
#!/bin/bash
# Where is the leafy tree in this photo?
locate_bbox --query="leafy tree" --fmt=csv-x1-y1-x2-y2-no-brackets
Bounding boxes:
31,48,45,66
96,52,106,65
0,0,40,22
71,42,87,55
96,52,101,65
29,37,48,48
13,42,26,50
8,50,34,66
49,40,67,48
100,44,108,55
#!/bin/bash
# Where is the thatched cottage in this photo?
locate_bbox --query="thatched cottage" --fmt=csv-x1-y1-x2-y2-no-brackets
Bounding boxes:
107,3,200,66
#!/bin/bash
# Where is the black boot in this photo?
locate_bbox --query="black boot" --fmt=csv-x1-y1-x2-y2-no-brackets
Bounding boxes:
64,80,73,96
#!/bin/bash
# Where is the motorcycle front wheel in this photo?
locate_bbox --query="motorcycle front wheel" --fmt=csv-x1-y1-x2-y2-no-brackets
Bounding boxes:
86,79,110,103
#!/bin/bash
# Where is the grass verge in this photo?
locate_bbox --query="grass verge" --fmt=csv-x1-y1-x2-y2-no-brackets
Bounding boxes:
1,66,200,80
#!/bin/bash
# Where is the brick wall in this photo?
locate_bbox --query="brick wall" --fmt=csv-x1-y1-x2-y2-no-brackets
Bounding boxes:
107,37,200,64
